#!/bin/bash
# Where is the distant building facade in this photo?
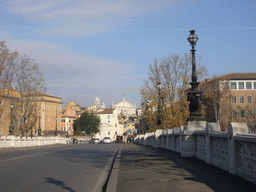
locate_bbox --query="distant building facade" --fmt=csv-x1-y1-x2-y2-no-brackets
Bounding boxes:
200,73,256,131
93,108,123,141
0,89,63,136
111,97,137,117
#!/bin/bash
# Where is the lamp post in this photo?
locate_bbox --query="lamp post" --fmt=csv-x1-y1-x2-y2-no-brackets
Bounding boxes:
9,103,14,135
38,113,41,136
187,30,205,121
91,120,94,138
66,121,69,137
157,82,163,129
55,116,58,136
55,106,58,136
146,101,150,133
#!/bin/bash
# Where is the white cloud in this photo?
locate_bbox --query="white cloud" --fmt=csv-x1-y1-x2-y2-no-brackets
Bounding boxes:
4,0,179,38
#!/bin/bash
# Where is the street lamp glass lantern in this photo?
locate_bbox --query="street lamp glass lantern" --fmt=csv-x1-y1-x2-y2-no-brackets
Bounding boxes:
157,83,162,90
10,104,13,109
187,30,198,45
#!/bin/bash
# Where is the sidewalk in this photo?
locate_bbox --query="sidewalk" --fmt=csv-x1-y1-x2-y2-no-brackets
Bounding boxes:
116,144,255,192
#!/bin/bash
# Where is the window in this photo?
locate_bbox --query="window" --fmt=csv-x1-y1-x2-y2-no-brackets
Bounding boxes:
248,110,252,117
240,96,244,103
246,82,252,89
238,82,244,89
62,119,65,123
47,116,50,122
69,119,71,123
56,105,58,111
115,124,117,127
115,131,117,135
222,82,229,89
0,127,2,133
231,82,237,89
108,115,110,119
47,104,49,109
108,121,110,123
247,96,252,103
254,82,256,89
240,110,245,117
108,131,110,135
232,96,236,104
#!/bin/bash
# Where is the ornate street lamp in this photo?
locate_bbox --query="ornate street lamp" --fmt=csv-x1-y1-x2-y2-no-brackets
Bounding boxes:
91,120,94,138
157,82,163,129
66,121,69,137
55,116,58,136
38,113,41,136
55,106,58,136
146,101,150,133
187,30,205,121
9,103,14,135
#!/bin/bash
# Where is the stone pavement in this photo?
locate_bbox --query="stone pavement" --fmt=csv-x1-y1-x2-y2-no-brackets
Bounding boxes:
116,143,255,192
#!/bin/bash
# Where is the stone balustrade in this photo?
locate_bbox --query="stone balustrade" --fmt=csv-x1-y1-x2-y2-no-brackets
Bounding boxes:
135,122,256,185
0,136,72,148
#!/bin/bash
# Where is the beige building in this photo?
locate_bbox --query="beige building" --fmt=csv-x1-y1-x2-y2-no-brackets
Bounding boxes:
200,73,256,131
0,89,63,136
111,97,137,117
61,111,77,136
65,101,81,112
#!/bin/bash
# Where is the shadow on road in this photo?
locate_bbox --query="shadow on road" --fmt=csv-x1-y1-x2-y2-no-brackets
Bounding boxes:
45,177,76,192
117,144,256,192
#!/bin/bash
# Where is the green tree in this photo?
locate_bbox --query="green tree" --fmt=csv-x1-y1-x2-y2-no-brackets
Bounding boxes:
73,111,100,136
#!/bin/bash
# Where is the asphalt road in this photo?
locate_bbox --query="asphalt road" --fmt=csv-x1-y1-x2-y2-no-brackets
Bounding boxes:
0,143,121,192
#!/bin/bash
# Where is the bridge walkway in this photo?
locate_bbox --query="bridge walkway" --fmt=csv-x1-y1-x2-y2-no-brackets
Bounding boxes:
116,143,255,192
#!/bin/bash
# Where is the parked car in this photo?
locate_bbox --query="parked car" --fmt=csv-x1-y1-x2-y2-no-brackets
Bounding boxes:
72,138,79,144
89,138,100,144
103,137,111,144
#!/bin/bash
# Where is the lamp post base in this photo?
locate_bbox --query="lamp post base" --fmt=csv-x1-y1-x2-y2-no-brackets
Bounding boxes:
188,90,205,121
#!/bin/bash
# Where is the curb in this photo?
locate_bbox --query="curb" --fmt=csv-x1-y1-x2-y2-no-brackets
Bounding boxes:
106,144,123,192
92,143,122,192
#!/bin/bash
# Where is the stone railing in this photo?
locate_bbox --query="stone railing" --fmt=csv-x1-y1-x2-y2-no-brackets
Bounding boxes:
0,135,72,148
135,122,256,185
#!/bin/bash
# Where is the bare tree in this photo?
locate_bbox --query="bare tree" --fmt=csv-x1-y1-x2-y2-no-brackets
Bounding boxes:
141,53,208,131
199,76,232,131
12,56,46,137
0,41,18,116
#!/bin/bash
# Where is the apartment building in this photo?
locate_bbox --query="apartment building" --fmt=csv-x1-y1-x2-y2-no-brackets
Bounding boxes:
93,108,123,142
200,73,256,131
0,89,63,136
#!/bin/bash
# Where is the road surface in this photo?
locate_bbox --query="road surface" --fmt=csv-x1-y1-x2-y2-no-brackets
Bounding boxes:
0,143,120,192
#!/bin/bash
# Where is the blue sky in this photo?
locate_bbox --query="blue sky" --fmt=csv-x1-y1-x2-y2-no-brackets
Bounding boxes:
0,0,255,108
